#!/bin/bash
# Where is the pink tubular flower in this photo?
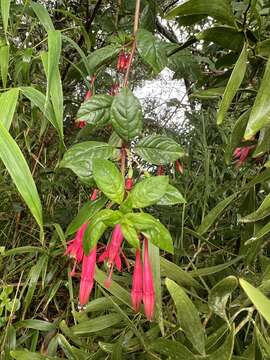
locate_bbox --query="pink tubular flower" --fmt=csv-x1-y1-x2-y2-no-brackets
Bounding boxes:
65,223,88,275
125,177,133,191
79,245,97,306
117,51,130,72
175,160,184,174
98,224,124,288
90,188,99,201
75,120,87,129
143,238,155,320
157,165,164,176
85,90,92,100
233,146,252,167
131,249,143,312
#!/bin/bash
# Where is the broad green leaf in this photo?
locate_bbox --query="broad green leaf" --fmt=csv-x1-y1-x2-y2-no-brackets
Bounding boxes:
87,45,120,75
168,51,202,81
31,1,55,32
136,29,167,74
60,142,115,179
245,221,270,245
157,184,186,205
245,54,270,139
21,87,59,136
240,278,270,325
165,0,236,27
160,257,201,288
197,193,238,235
178,14,207,26
0,122,43,230
135,134,185,165
256,39,270,57
77,94,113,127
130,176,169,208
92,159,125,204
126,212,174,253
225,110,250,164
206,328,234,360
111,88,142,141
0,44,9,87
62,34,91,75
208,276,238,320
71,314,122,335
197,27,244,52
149,338,197,359
41,50,63,141
240,193,270,223
0,88,19,130
66,196,107,236
189,256,243,277
15,319,56,331
165,278,205,355
83,209,123,252
1,0,10,33
120,222,139,248
217,43,247,125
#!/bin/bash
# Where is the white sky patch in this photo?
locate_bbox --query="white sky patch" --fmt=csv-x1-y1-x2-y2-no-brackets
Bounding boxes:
134,68,189,130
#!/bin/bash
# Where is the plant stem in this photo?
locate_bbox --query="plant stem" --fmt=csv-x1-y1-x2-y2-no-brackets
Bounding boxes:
123,0,141,86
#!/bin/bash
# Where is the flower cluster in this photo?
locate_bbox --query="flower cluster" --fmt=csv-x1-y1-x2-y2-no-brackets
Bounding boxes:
65,223,155,320
233,146,253,167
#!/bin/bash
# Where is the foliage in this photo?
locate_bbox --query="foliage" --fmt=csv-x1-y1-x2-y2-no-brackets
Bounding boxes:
1,0,270,359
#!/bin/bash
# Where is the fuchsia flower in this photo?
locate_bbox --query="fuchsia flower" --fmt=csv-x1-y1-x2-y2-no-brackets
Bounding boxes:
157,165,164,176
117,50,130,72
131,249,143,312
90,188,99,201
125,177,133,191
98,224,124,287
109,83,120,96
175,160,184,174
85,90,92,100
79,246,97,306
65,223,87,275
142,238,155,320
233,146,253,167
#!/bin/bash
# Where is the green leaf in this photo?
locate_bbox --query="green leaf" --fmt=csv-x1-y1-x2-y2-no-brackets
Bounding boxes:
87,45,120,75
71,314,122,335
207,329,234,360
31,1,55,32
255,326,270,359
92,159,125,204
0,44,9,88
15,319,56,332
208,276,238,320
120,222,139,248
217,43,247,125
0,88,19,130
165,278,205,355
111,88,142,141
135,134,185,165
157,184,186,205
197,27,244,52
197,193,238,235
11,350,58,360
46,31,62,111
253,124,270,158
126,212,174,253
77,94,113,127
21,87,59,136
0,122,43,230
149,339,197,359
41,50,63,141
240,278,270,325
191,87,225,100
130,176,169,208
66,197,107,236
165,0,236,27
256,39,270,57
136,29,167,74
1,0,10,33
160,257,201,288
60,141,115,179
224,110,250,164
245,54,270,139
240,193,270,223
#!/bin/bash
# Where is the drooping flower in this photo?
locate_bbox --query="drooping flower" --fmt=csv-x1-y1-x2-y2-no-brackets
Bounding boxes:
125,177,133,191
117,50,130,72
65,223,88,276
233,146,252,167
157,165,164,176
142,238,155,320
85,89,92,100
79,245,97,306
131,249,143,312
175,160,184,174
90,188,99,201
98,224,124,288
75,120,87,129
